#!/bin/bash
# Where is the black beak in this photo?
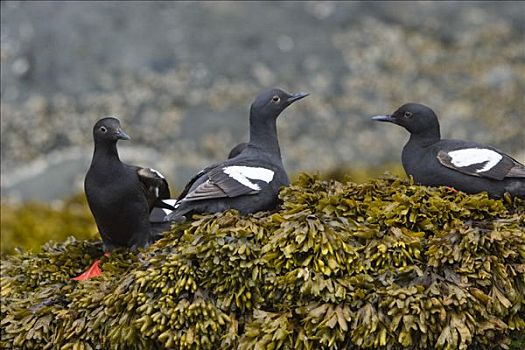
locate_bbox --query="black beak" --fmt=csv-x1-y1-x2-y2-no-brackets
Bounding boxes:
116,128,131,140
371,115,396,123
286,92,309,104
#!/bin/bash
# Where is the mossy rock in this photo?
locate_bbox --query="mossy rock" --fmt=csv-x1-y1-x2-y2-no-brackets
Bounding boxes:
1,194,97,255
1,175,524,350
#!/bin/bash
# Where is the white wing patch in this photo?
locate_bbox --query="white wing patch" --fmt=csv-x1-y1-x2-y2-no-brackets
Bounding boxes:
162,199,178,207
161,199,178,215
222,166,274,191
448,148,503,173
149,168,165,179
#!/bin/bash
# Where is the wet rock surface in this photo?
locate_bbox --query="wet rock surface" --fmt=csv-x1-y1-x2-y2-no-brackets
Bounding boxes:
1,1,524,201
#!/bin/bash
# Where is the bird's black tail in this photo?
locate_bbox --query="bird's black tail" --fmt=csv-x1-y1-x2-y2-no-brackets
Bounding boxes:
164,202,193,223
506,180,525,199
149,199,178,223
150,221,172,238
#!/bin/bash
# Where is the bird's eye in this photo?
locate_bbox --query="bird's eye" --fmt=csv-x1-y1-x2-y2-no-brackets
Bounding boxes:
404,111,413,118
272,96,280,103
100,126,107,133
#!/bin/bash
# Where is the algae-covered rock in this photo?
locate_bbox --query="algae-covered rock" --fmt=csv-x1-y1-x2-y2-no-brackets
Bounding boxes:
0,194,97,255
1,175,524,349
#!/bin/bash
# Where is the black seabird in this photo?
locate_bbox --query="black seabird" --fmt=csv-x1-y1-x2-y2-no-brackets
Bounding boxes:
164,88,308,222
372,103,525,198
73,117,174,280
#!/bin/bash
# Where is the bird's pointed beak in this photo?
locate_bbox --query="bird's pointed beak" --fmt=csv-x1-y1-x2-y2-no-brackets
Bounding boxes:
116,128,131,140
371,115,396,123
286,92,309,104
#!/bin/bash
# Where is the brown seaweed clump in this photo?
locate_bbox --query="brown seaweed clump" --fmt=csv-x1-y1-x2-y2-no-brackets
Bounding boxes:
1,175,524,350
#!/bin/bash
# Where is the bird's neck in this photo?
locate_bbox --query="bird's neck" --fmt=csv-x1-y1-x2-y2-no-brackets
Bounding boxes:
92,142,121,165
248,113,281,159
407,130,441,148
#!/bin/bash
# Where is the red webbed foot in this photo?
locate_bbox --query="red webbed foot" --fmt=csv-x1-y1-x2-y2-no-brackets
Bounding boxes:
72,252,111,281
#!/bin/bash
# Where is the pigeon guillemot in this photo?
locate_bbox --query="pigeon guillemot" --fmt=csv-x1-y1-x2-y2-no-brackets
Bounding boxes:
73,117,174,280
372,103,525,198
164,88,308,222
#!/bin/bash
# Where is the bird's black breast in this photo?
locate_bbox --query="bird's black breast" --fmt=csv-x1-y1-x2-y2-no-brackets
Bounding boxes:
85,164,151,249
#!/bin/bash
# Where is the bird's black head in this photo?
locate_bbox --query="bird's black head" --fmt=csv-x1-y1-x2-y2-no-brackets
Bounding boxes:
372,103,441,139
93,117,131,143
250,88,308,120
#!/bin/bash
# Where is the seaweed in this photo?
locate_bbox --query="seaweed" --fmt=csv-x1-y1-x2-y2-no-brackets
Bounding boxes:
1,174,524,349
1,194,97,255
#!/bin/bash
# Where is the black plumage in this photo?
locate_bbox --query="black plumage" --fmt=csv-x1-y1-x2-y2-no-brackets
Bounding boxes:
228,142,248,159
165,88,308,222
148,142,248,223
84,117,172,251
372,103,525,198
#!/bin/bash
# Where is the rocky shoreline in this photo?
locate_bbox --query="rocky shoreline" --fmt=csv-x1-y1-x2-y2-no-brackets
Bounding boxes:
2,2,524,202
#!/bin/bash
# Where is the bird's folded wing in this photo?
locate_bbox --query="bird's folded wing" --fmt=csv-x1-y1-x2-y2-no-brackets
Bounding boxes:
180,179,230,202
181,165,274,202
437,148,525,180
177,163,219,201
178,146,248,200
507,164,525,178
137,167,171,205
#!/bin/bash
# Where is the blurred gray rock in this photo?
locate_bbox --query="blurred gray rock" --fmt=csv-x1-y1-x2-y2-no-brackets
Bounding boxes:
1,1,524,202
